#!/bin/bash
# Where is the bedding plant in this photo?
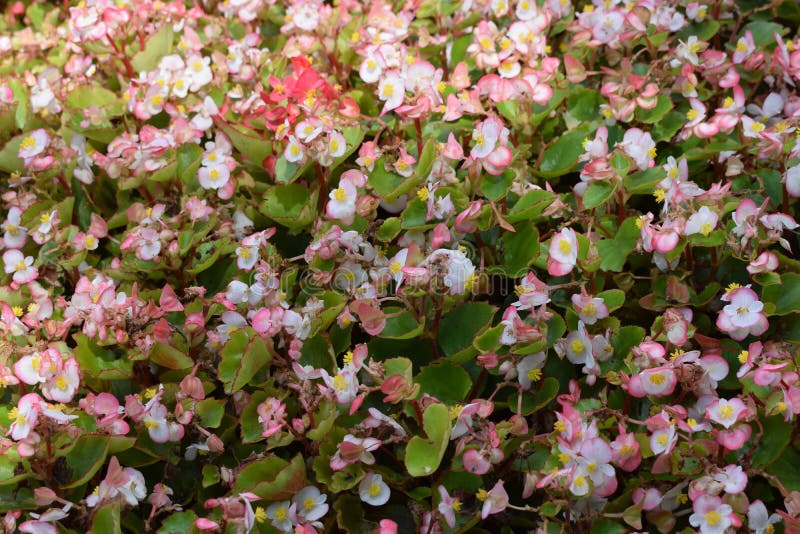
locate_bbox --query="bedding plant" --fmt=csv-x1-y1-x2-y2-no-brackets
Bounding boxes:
1,0,800,532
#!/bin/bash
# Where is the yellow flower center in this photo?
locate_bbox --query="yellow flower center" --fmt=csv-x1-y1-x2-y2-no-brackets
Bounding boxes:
333,188,347,201
55,375,68,391
573,475,587,487
701,222,713,236
570,339,585,354
705,510,722,526
20,136,36,150
389,262,403,274
254,507,266,523
275,506,287,522
452,499,462,512
526,369,542,382
719,404,734,419
558,239,572,254
656,434,668,446
381,83,395,98
735,40,748,53
648,373,666,385
12,305,23,317
416,188,428,202
144,418,159,429
303,497,316,510
686,109,698,121
332,374,347,391
343,351,354,365
369,483,382,497
554,421,566,432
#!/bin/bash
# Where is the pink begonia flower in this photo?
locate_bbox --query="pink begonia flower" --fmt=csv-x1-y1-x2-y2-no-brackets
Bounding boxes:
576,437,617,497
685,206,719,237
633,488,663,511
571,290,608,325
548,228,578,276
650,424,677,456
2,206,27,249
3,249,38,285
717,424,752,451
329,435,381,471
257,398,286,438
8,393,42,441
378,519,398,534
713,465,747,494
747,251,779,274
664,307,692,346
733,30,756,64
748,500,781,534
512,272,550,310
706,397,747,429
785,164,800,197
437,486,460,528
689,494,733,534
480,480,509,519
377,71,405,114
611,427,641,471
638,367,678,397
619,128,656,170
716,286,768,341
326,176,358,226
86,456,147,508
359,472,390,506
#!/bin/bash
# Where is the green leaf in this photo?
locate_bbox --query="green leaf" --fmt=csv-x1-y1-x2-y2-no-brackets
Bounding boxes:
202,464,220,488
380,307,425,339
149,342,194,370
218,331,272,394
767,446,800,491
157,511,198,534
762,273,800,315
217,122,273,164
74,334,133,380
597,289,625,312
65,85,122,112
743,21,785,46
177,143,203,184
651,111,685,142
635,95,673,124
90,502,121,534
63,434,110,489
438,302,497,358
131,24,174,73
508,377,559,415
589,519,625,534
583,182,616,209
624,167,665,195
481,170,514,201
537,130,587,178
566,88,602,122
405,403,451,477
260,183,317,229
506,189,556,223
416,362,472,404
234,454,306,499
752,416,793,468
196,399,226,429
9,80,29,130
0,133,28,173
502,223,539,277
596,217,640,272
334,494,366,532
376,217,402,242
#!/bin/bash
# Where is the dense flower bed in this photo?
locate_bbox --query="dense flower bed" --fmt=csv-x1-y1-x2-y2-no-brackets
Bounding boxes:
2,0,800,532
